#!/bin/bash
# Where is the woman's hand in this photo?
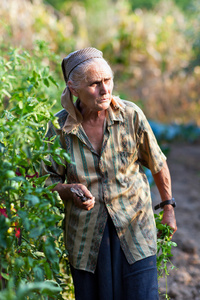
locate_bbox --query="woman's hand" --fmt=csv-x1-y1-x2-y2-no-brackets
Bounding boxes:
52,182,95,211
162,205,177,237
70,184,95,211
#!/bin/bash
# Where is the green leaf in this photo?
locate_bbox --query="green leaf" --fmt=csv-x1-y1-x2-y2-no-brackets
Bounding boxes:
43,78,49,87
15,257,25,270
29,225,45,238
33,266,44,281
52,118,60,129
53,155,65,166
62,152,71,163
33,174,49,185
156,223,164,230
48,75,59,88
44,238,57,262
32,70,38,80
18,101,23,109
22,145,32,159
16,281,62,299
1,272,10,280
46,182,59,190
42,158,52,166
2,89,11,97
44,262,53,279
26,194,40,205
32,251,45,258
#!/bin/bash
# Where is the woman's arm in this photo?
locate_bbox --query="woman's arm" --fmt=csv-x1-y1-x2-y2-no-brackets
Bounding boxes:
152,160,177,236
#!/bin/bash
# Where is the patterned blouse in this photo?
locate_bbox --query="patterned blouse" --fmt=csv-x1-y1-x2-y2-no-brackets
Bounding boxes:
41,96,166,273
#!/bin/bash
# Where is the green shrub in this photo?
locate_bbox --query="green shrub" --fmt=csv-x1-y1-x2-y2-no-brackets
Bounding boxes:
0,44,73,299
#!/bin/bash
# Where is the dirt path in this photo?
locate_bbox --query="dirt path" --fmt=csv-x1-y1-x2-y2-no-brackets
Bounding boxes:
152,142,200,299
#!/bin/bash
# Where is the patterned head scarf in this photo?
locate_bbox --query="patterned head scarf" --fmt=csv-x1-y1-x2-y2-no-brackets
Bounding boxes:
61,47,103,84
61,47,103,113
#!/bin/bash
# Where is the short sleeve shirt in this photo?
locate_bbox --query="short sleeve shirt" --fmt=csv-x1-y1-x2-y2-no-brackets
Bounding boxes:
41,96,166,273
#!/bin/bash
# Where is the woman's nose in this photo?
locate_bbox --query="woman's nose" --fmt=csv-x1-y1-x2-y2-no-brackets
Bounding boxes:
100,82,108,94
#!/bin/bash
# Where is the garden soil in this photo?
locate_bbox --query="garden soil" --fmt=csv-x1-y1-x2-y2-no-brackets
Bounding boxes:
151,142,200,300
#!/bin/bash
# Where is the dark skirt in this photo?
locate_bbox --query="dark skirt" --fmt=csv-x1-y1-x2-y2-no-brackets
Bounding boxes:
70,216,159,300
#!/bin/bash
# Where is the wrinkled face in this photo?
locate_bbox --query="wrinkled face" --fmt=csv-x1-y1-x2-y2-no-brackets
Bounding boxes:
74,60,114,112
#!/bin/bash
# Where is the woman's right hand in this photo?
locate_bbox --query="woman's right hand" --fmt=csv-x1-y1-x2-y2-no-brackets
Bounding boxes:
52,183,95,211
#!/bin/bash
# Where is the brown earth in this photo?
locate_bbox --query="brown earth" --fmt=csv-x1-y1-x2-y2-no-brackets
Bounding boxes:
152,142,200,300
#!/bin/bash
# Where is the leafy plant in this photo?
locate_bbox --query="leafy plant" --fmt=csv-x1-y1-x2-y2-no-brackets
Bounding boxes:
0,45,73,299
155,211,177,299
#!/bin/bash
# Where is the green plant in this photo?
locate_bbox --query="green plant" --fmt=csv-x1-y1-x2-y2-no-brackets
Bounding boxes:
0,45,72,299
155,211,177,299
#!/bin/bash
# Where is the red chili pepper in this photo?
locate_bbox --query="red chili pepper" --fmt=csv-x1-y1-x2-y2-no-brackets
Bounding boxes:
15,227,21,238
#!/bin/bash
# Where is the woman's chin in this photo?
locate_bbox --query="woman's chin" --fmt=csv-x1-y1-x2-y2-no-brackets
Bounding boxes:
97,99,111,110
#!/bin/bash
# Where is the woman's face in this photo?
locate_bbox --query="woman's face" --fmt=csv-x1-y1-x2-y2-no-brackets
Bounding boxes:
72,60,114,112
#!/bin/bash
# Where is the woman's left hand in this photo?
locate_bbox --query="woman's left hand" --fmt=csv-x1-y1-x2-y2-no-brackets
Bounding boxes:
162,205,177,237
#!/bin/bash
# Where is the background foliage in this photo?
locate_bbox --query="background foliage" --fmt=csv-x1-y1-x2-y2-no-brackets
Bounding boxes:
1,0,200,124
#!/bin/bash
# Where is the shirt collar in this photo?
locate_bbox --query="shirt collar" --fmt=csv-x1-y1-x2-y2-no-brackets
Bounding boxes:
62,98,83,133
62,96,125,133
106,96,125,126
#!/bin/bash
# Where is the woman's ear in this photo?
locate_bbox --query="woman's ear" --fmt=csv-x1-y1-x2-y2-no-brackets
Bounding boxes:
68,81,79,97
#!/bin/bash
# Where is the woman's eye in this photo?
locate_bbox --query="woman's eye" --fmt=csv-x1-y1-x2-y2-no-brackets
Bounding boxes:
89,79,111,87
90,82,99,86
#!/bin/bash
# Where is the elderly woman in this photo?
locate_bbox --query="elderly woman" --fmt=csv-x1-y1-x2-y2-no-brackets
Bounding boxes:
42,47,177,300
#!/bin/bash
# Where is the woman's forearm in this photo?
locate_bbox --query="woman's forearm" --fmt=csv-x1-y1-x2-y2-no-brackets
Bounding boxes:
152,160,172,202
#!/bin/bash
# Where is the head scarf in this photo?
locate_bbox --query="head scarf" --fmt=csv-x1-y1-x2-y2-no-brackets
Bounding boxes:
61,47,103,84
61,47,103,111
